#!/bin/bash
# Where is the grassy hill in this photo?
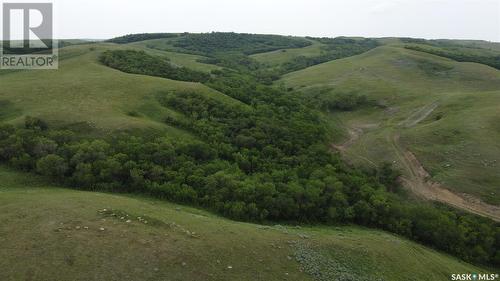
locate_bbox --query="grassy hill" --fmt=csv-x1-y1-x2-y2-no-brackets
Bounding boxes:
0,166,488,281
0,43,239,136
1,32,315,135
280,45,500,209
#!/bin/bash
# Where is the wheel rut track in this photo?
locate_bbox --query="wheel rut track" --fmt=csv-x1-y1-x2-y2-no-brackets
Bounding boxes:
333,102,500,221
391,132,500,222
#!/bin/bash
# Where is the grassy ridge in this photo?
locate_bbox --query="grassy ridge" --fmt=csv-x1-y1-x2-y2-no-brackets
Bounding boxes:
0,167,488,281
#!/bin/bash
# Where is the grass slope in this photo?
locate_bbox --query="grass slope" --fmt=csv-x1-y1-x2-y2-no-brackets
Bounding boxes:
0,43,238,136
281,45,500,205
0,167,487,281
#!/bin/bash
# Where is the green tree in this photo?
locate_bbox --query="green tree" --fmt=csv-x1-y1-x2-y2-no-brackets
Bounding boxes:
36,154,68,177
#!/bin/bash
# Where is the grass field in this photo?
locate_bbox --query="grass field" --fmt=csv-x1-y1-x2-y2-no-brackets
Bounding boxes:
281,45,500,205
0,166,488,281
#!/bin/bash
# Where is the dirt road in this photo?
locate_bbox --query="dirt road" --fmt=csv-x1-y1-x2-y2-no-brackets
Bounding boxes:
391,133,500,222
332,102,500,221
331,124,378,166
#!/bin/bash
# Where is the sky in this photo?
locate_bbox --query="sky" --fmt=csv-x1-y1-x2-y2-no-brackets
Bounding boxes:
6,0,500,41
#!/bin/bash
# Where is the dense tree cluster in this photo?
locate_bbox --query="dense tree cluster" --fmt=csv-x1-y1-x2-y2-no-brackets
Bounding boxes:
0,116,499,266
107,33,179,44
133,33,379,83
305,90,370,112
172,32,312,55
198,53,263,73
99,50,210,82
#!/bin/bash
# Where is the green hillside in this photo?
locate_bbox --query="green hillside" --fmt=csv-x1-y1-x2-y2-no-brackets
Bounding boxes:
0,43,238,135
281,45,500,209
0,167,487,281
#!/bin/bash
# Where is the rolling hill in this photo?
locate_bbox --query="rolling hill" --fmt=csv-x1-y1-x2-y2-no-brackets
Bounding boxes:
0,43,238,136
1,33,500,279
280,44,500,216
0,166,488,281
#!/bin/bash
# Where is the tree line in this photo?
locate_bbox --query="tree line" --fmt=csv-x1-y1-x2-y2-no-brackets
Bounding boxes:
107,33,179,44
172,32,312,55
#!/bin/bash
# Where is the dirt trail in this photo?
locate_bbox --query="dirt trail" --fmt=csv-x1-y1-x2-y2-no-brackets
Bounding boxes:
391,133,500,222
333,102,500,221
331,127,363,152
332,124,379,151
332,124,378,166
399,102,439,128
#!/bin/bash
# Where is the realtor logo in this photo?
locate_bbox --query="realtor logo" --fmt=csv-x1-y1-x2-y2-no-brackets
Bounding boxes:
1,1,58,69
